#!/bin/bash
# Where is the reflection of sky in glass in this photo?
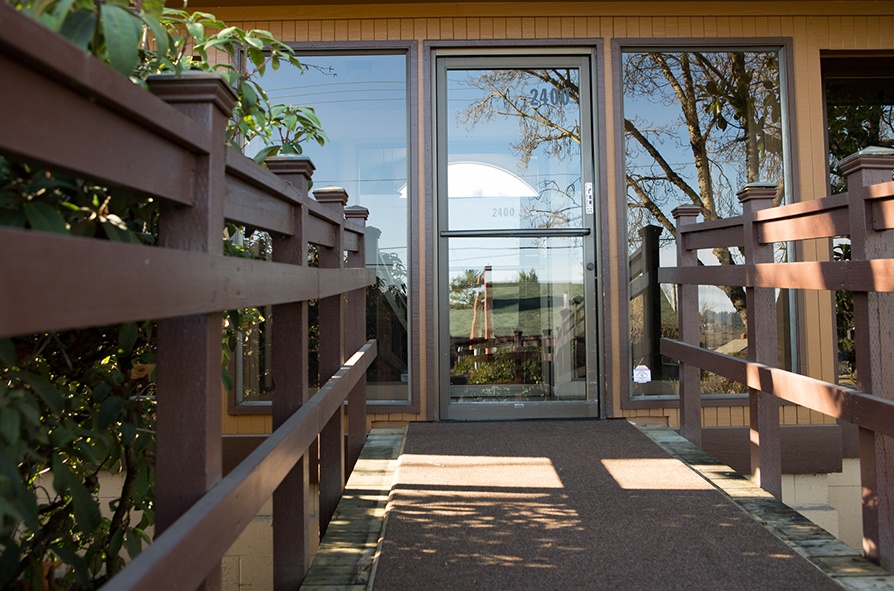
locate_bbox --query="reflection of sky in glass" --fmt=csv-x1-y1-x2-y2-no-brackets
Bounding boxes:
258,54,408,272
259,54,411,403
445,68,583,233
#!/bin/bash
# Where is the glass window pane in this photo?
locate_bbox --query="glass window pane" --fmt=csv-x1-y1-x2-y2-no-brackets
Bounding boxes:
622,49,787,397
257,52,411,405
447,236,586,403
445,68,583,231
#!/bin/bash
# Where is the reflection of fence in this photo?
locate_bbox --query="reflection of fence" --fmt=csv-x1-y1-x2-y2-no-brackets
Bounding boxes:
365,226,409,384
661,149,894,569
451,333,553,386
451,295,586,389
0,5,376,588
629,224,664,380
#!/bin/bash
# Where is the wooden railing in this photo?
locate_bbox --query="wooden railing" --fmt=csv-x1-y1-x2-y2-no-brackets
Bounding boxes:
0,3,376,589
660,148,894,568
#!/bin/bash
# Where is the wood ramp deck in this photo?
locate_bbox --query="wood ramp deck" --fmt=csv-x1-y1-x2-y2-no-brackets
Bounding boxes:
301,421,894,591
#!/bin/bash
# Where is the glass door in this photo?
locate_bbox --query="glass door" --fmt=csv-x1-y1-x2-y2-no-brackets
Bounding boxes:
436,55,600,420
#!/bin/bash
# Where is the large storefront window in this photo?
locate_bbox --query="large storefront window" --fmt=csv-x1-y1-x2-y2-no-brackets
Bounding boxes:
241,51,411,406
622,47,789,398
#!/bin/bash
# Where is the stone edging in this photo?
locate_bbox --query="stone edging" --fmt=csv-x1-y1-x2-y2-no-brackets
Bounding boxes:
299,427,407,591
636,424,894,591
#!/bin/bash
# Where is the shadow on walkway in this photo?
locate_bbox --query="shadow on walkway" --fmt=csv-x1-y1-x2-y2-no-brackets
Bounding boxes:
370,420,853,591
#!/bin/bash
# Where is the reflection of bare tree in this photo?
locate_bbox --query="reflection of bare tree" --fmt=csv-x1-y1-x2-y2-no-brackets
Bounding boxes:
458,69,580,168
526,178,579,229
457,53,784,328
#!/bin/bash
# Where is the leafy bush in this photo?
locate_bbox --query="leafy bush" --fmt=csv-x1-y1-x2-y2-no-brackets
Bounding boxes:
0,1,325,587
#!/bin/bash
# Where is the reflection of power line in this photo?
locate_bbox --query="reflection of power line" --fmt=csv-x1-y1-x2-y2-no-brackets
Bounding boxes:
268,89,405,100
267,80,404,90
449,245,577,255
311,178,407,183
266,97,407,106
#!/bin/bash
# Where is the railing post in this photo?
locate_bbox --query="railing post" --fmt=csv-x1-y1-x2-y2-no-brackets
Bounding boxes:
672,206,703,446
266,156,316,588
345,206,370,472
147,73,236,591
738,183,781,500
314,186,348,535
840,147,894,567
640,225,664,381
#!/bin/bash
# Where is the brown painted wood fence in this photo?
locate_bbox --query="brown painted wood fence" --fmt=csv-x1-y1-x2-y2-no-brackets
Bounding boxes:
0,3,376,589
660,148,894,568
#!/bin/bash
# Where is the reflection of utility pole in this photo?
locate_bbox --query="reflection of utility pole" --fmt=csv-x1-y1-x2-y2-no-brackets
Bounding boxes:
469,265,493,341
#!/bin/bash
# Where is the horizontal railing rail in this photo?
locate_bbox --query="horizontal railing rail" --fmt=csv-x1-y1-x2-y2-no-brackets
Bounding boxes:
100,341,376,591
0,4,376,589
0,228,373,337
662,340,894,440
0,6,208,202
660,147,894,569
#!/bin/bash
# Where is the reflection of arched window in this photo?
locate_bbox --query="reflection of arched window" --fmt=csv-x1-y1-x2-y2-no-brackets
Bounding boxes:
446,161,539,198
441,161,540,232
400,161,537,198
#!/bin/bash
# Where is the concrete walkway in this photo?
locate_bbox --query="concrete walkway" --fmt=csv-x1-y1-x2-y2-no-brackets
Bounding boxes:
300,421,894,591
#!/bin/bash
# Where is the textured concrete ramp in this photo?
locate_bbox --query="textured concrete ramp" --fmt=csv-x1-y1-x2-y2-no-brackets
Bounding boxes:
372,420,841,591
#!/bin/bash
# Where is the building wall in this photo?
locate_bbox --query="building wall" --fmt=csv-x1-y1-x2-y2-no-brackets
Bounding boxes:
210,2,894,433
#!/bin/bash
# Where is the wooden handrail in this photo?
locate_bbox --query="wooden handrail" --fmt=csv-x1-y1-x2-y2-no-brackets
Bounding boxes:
661,339,894,439
101,341,377,591
665,149,894,567
659,259,894,292
0,228,375,338
0,4,209,203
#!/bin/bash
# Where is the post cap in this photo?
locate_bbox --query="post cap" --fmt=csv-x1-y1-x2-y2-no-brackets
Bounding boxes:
146,72,237,116
839,146,894,176
671,205,702,220
265,155,315,178
737,182,778,204
345,205,370,221
313,186,349,207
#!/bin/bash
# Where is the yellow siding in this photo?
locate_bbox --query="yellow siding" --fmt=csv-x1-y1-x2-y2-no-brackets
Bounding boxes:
667,409,679,428
730,405,745,426
221,387,241,433
717,407,732,427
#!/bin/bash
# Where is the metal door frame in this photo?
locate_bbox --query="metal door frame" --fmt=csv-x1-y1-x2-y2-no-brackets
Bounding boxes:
433,50,602,421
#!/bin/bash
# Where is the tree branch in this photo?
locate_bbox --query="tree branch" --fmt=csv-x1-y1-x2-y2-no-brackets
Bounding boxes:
624,118,703,208
626,177,678,237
